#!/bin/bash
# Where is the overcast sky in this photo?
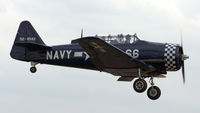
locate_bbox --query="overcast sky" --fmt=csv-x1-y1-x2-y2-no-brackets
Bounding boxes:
0,0,199,113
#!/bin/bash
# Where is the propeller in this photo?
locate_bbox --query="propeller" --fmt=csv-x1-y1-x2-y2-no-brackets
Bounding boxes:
180,31,189,84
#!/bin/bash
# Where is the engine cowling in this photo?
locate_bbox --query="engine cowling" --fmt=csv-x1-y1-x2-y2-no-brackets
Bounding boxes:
164,43,182,71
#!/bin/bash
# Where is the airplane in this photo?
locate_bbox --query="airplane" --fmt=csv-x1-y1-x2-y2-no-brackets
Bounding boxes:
10,21,189,100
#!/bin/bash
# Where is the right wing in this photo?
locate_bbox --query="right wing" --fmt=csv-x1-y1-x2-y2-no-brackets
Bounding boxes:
72,37,155,76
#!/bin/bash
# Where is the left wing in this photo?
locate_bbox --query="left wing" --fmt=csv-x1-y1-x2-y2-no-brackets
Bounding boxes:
72,37,155,77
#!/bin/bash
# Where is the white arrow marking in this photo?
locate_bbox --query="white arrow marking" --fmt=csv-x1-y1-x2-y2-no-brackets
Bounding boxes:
84,52,90,60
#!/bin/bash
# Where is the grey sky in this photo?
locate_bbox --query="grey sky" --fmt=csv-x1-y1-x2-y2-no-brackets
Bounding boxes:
0,0,199,113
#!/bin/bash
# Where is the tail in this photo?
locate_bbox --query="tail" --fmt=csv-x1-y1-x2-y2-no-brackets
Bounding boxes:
10,21,50,61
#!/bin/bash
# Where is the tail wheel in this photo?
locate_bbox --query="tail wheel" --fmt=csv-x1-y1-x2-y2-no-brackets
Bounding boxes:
147,86,161,100
133,79,147,93
30,62,38,73
30,67,37,73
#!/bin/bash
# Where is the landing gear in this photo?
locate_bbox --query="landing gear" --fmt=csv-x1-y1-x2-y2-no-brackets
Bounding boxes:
147,77,161,100
133,68,147,93
147,86,161,100
132,68,161,100
133,79,147,93
30,62,38,73
30,67,37,73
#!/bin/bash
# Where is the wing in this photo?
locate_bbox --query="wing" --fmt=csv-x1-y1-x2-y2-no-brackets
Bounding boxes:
72,37,155,76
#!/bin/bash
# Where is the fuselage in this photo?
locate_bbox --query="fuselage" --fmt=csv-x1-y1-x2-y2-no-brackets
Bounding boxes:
26,40,182,74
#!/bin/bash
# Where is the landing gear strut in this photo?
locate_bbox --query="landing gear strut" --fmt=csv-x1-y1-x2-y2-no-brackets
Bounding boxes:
147,77,161,100
133,68,147,93
30,62,38,73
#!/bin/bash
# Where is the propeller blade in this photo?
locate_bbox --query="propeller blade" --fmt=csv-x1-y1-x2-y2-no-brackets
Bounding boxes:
181,30,183,48
182,61,185,84
180,30,186,84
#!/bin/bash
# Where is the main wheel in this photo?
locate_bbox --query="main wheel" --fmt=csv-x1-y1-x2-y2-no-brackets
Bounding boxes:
133,79,147,93
30,67,37,73
147,86,161,100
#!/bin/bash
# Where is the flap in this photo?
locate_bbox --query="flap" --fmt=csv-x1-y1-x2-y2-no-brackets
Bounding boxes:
117,76,135,82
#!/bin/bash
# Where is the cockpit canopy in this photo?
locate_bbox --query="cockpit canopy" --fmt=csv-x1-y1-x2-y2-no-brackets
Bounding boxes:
96,33,140,44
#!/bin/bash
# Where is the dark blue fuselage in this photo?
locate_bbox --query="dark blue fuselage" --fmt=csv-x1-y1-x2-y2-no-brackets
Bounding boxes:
25,40,181,74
